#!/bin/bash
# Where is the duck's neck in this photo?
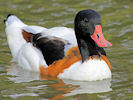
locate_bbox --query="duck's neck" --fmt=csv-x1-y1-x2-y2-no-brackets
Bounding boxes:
75,31,100,62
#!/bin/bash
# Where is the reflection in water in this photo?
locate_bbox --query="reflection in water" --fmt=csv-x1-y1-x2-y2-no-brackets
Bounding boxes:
7,63,40,83
7,63,112,99
63,79,112,95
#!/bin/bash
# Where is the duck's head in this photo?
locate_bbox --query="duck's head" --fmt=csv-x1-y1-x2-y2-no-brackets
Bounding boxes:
74,9,112,47
74,9,112,62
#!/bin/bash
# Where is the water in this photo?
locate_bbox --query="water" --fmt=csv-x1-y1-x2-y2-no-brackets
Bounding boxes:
0,0,133,99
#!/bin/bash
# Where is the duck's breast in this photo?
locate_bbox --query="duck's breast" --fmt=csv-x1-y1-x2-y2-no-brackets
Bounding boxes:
58,59,111,81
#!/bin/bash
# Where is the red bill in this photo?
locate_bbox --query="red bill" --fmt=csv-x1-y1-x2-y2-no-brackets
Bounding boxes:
91,25,112,47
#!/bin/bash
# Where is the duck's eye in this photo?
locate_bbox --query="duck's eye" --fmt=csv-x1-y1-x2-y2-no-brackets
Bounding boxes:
84,18,88,23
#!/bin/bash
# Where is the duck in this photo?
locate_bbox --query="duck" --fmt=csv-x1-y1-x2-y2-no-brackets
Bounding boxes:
4,9,112,81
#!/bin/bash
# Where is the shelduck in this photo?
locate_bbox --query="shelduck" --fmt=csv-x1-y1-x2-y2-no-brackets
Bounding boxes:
4,9,112,81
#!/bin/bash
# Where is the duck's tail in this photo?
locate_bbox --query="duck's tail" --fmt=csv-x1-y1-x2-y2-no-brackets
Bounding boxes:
4,14,27,61
4,14,26,27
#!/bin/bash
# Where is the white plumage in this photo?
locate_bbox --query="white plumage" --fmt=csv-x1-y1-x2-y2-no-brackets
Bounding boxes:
58,59,111,81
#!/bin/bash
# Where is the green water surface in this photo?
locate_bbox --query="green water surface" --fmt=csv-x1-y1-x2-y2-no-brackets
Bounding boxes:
0,0,133,100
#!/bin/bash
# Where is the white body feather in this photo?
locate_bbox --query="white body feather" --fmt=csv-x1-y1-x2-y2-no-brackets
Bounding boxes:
17,43,47,71
58,59,111,81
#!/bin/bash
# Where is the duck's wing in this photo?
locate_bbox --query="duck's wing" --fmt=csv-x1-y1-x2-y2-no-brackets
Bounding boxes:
41,27,77,46
23,25,46,34
22,26,77,53
31,33,70,66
